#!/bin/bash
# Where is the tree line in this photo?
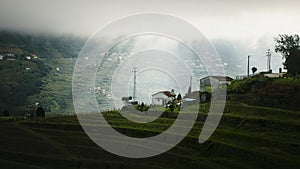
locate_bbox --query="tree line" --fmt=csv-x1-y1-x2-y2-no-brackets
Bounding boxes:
275,34,300,76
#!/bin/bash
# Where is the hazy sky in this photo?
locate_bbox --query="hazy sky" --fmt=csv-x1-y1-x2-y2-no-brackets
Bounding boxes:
1,0,299,38
0,0,299,74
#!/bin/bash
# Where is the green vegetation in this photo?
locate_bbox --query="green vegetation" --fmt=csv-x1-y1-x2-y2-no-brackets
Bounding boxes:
26,57,77,116
0,58,50,114
275,34,300,76
135,102,150,112
0,100,299,169
0,31,85,58
0,31,299,169
1,74,299,168
0,31,85,115
227,75,300,110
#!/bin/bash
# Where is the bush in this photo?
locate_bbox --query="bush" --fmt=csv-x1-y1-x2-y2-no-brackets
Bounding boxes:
227,77,300,110
3,110,9,117
36,107,45,117
135,102,150,112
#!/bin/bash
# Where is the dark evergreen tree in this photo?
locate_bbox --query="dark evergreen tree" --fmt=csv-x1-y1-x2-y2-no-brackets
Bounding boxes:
177,93,182,101
169,104,175,112
36,107,45,117
251,67,257,74
3,110,9,117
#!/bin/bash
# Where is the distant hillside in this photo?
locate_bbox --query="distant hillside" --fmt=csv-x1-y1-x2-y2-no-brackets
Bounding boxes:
0,58,50,114
227,75,300,111
0,31,86,58
0,31,86,115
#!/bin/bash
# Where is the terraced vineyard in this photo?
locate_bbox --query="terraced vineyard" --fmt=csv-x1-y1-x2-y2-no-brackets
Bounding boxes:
27,57,76,116
0,102,299,169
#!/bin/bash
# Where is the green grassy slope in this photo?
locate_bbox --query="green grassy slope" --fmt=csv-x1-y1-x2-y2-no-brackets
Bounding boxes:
0,101,299,169
228,76,300,110
0,31,299,168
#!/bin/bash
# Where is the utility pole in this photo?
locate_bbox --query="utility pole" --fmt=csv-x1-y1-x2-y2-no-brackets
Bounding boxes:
132,67,138,102
247,55,252,77
187,76,192,95
266,49,272,72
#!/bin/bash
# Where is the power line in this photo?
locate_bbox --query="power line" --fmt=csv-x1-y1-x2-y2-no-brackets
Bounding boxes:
247,55,252,77
132,67,138,102
266,49,272,72
187,76,192,95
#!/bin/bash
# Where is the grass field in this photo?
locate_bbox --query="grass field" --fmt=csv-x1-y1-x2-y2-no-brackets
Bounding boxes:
0,101,299,169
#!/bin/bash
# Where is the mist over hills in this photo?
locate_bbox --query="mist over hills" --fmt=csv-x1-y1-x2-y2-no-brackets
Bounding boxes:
0,31,86,58
0,31,278,115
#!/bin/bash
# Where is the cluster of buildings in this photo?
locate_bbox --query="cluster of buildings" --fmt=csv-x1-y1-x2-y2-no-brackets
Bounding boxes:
0,53,16,60
0,52,38,61
151,72,287,107
125,75,234,108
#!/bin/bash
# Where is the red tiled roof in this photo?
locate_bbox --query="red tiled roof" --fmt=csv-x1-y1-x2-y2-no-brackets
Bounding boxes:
162,91,176,97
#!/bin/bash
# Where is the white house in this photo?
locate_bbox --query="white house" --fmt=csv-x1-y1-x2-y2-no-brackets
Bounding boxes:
6,53,14,57
5,53,16,61
152,90,176,106
263,73,286,78
200,76,233,92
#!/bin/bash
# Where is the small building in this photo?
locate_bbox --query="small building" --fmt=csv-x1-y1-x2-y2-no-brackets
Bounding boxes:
152,90,176,106
0,55,4,60
200,76,233,92
32,54,38,59
5,53,16,61
121,96,132,106
6,53,15,57
184,91,211,103
263,72,286,78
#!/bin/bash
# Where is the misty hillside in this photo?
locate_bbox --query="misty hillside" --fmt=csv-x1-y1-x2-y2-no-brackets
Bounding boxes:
0,31,86,115
0,31,247,116
0,31,86,58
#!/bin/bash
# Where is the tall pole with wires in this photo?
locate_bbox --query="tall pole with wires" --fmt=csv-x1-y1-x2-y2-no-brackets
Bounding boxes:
266,49,272,72
187,76,192,95
247,55,252,77
132,67,138,102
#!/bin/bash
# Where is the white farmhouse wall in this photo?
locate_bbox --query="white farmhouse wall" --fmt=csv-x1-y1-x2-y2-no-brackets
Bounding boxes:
152,92,173,106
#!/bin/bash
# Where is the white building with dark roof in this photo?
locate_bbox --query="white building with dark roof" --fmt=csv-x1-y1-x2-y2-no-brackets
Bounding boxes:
152,90,176,106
